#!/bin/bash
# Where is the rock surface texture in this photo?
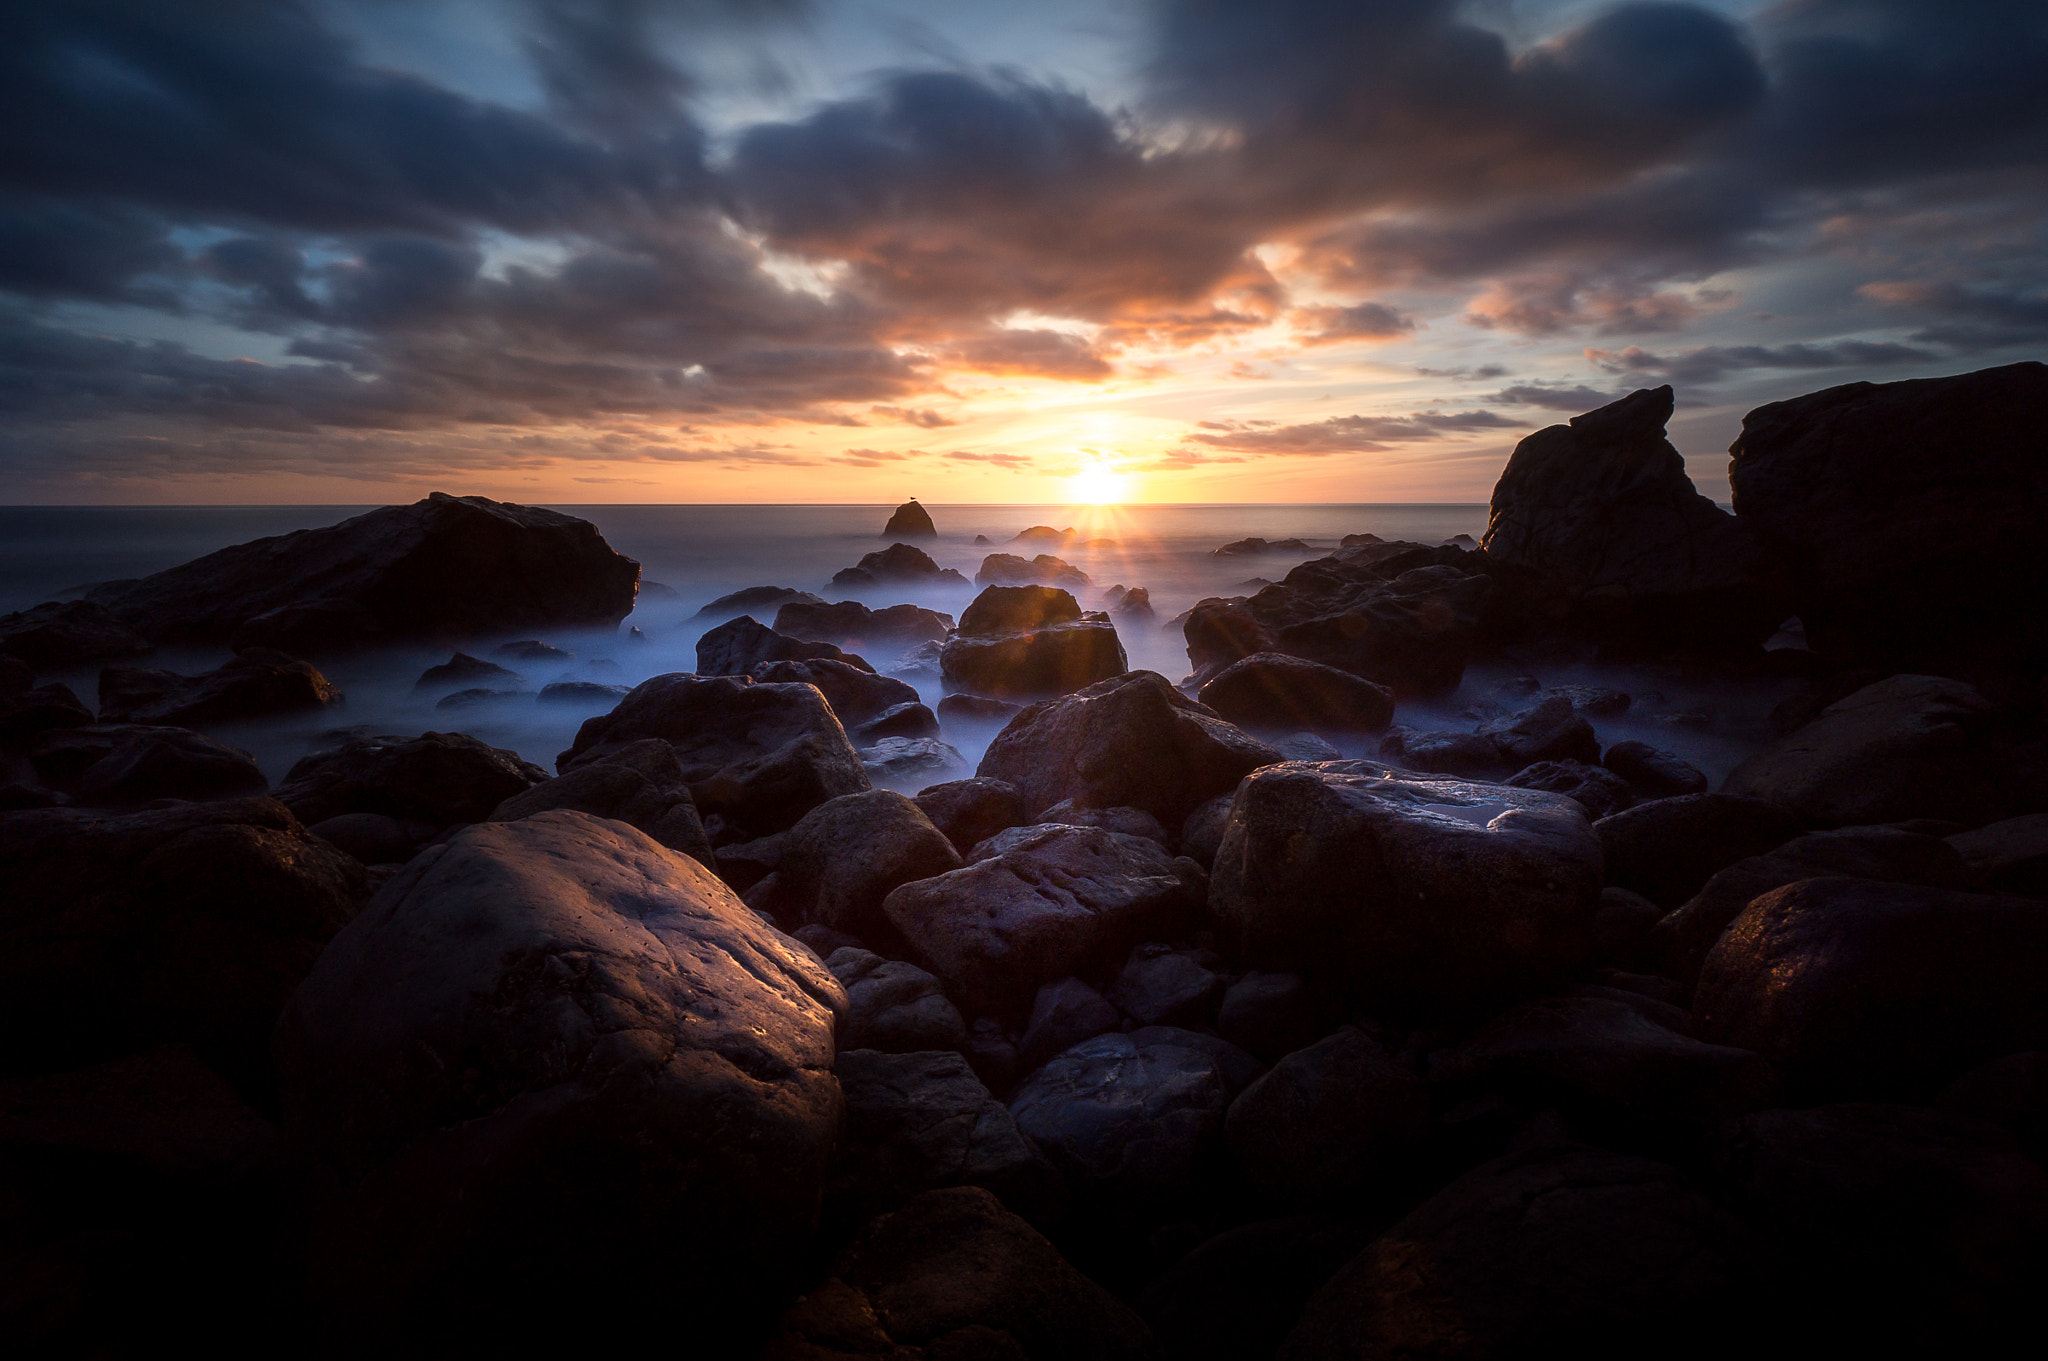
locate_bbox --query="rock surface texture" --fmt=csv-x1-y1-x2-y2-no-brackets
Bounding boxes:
941,586,1127,701
881,499,938,538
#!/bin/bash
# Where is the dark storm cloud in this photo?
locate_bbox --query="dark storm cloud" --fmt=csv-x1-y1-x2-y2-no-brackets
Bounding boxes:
1488,383,1623,411
948,329,1114,380
1295,301,1416,342
0,198,184,303
1585,339,1939,384
1186,408,1517,456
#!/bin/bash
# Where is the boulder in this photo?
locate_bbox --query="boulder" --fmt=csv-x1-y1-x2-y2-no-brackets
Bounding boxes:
1196,653,1395,735
774,790,962,938
412,651,521,693
1602,739,1707,797
848,700,941,744
977,553,1092,591
696,615,868,676
308,812,419,866
493,640,571,663
1215,538,1310,556
941,586,1127,701
1107,943,1226,1029
749,657,916,727
1211,762,1604,1016
1727,361,2048,669
0,796,360,1086
1948,813,2048,896
559,674,870,842
1216,971,1318,1063
1480,695,1599,767
1224,1026,1428,1207
692,585,825,621
881,499,938,538
773,599,952,653
1723,674,2012,827
915,776,1028,855
978,671,1278,826
96,648,344,727
1035,800,1171,850
827,1050,1063,1239
1181,598,1274,679
1377,726,1514,780
83,493,639,650
536,680,628,705
274,811,845,1350
761,1187,1155,1361
1506,759,1636,820
827,949,970,1056
0,682,96,747
833,543,970,589
1177,793,1235,868
1281,1144,1747,1360
0,653,28,694
29,724,268,805
1480,385,1786,649
1595,793,1801,908
1018,977,1122,1074
0,599,150,668
486,736,712,865
883,824,1204,1013
859,736,966,785
1138,1214,1379,1361
275,730,548,829
935,692,1023,725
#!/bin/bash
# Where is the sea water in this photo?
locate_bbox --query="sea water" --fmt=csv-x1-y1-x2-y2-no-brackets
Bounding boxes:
0,503,1787,789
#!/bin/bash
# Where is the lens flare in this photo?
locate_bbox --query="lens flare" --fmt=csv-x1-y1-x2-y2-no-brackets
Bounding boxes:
1069,462,1132,504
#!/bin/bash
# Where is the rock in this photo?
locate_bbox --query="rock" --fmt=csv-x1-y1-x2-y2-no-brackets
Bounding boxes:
750,657,917,727
1196,653,1395,735
775,790,962,938
936,692,1024,726
1602,739,1707,797
1377,726,1512,779
0,599,150,668
308,812,419,865
1112,586,1154,620
84,493,639,650
1941,1052,2048,1167
1706,1102,2048,1351
1948,813,2048,896
0,683,98,746
1138,1214,1379,1361
696,615,868,676
974,534,991,545
0,653,29,694
1727,361,2048,670
274,811,845,1350
92,648,344,728
828,1050,1062,1240
761,1187,1154,1361
978,671,1278,826
1037,800,1172,849
1480,695,1599,767
860,736,967,785
1181,598,1274,679
833,543,970,589
1595,793,1802,908
887,637,945,681
1506,759,1636,820
1240,548,1493,698
1018,977,1123,1074
536,680,629,705
881,498,938,538
693,585,826,621
966,1016,1021,1094
1008,1027,1258,1225
30,724,268,806
559,674,869,842
1281,1144,1746,1360
412,651,521,693
1211,762,1604,1016
715,831,787,894
1011,526,1074,546
1480,385,1786,649
883,824,1204,1013
433,687,523,710
1177,793,1235,868
1216,971,1318,1063
1108,944,1226,1029
828,948,970,1056
1225,1027,1428,1208
1589,886,1664,970
1215,538,1310,556
1723,674,2012,827
1651,825,1969,987
1536,683,1632,717
275,730,548,829
915,777,1028,854
1694,877,2048,1102
941,586,1127,701
774,599,952,653
849,700,941,744
0,796,360,1086
486,736,712,865
977,553,1092,591
493,639,571,663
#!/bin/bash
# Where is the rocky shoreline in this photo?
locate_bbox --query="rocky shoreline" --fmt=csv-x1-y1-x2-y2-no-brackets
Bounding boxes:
4,363,2047,1356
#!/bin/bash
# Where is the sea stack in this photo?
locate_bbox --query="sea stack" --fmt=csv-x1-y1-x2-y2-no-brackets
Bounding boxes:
881,498,938,538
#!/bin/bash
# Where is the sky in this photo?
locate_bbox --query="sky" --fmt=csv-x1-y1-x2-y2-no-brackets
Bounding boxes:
0,0,2043,504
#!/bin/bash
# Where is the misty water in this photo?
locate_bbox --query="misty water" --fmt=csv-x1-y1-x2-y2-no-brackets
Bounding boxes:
0,502,1795,793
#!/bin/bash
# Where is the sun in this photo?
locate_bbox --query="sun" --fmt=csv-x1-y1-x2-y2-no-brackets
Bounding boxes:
1069,462,1133,504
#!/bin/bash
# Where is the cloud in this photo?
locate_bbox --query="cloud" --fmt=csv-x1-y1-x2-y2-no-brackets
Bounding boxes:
943,449,1034,469
1488,384,1623,411
1294,300,1415,343
1585,339,1939,384
1417,364,1510,381
870,404,956,427
948,328,1114,380
835,446,914,466
1186,408,1517,456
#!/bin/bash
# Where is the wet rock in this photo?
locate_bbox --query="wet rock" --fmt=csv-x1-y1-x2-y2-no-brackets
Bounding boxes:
1378,727,1512,779
1506,758,1636,820
1196,652,1395,735
85,493,640,650
941,586,1127,701
1112,585,1154,620
828,1050,1063,1239
696,615,869,676
1181,598,1274,680
536,680,629,705
412,651,521,693
1226,1027,1427,1208
915,776,1028,855
860,736,967,785
560,674,869,842
881,498,938,538
693,585,825,621
1038,800,1171,849
762,1187,1154,1361
0,599,150,668
276,730,548,829
309,812,418,865
776,790,962,938
1281,1144,1747,1360
750,657,917,728
977,553,1092,591
849,700,941,744
1602,739,1707,797
1018,978,1122,1074
775,599,952,653
1694,877,2048,1102
1723,674,2010,827
1480,695,1598,767
487,736,712,865
884,824,1204,1013
828,948,970,1056
1211,762,1603,1017
833,543,970,589
275,811,845,1351
1216,971,1318,1063
1108,944,1226,1029
1595,793,1801,908
1948,813,2048,896
0,796,360,1086
1480,385,1786,650
978,671,1278,826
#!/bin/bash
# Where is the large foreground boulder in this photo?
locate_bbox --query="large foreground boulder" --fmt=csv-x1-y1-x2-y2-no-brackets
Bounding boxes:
81,493,639,650
772,790,962,937
1480,386,1785,650
1210,761,1603,1016
941,586,1127,701
275,811,846,1349
97,648,343,727
978,671,1278,826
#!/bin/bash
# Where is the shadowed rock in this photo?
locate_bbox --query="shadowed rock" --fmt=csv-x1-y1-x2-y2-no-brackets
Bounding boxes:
881,499,938,538
99,649,344,726
941,586,1127,701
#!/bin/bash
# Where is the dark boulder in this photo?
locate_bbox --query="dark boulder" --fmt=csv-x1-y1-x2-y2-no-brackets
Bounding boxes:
276,730,547,829
859,735,966,786
1603,739,1707,797
695,615,868,676
827,948,970,1056
848,699,941,744
692,585,825,621
1506,759,1636,820
83,493,639,650
881,498,938,538
941,586,1127,701
0,682,95,746
1941,1051,2048,1167
1177,792,1235,868
493,639,571,663
412,651,521,693
977,552,1092,590
1224,1026,1428,1208
1595,793,1801,908
29,724,268,805
1018,977,1122,1074
1480,385,1786,650
1197,652,1394,735
487,736,712,865
978,671,1277,826
0,599,150,668
308,812,419,866
832,542,970,589
1211,762,1604,1017
749,657,915,727
774,599,952,653
774,790,962,938
1107,943,1225,1029
1262,563,1491,699
1216,971,1318,1063
1181,598,1274,679
915,776,1028,854
274,811,846,1351
936,692,1022,726
98,648,344,727
1215,538,1310,556
1035,800,1171,849
1480,694,1599,767
1948,813,2048,896
1377,726,1512,779
536,680,629,705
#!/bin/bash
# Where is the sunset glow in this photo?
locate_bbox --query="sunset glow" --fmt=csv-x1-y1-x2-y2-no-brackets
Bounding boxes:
1069,463,1135,505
